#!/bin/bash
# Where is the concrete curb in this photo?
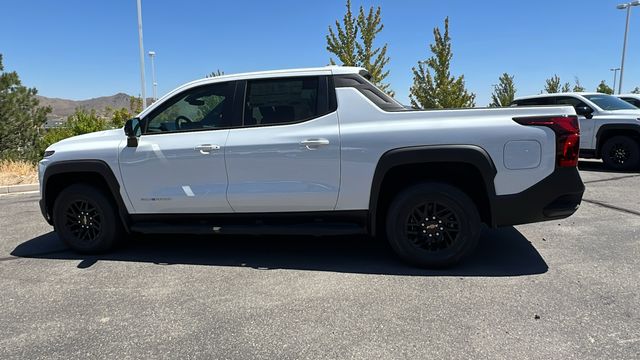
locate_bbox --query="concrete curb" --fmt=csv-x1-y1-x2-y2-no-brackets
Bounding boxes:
0,183,39,194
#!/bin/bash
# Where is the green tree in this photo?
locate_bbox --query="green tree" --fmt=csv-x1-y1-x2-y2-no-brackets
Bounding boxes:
631,87,640,94
327,0,393,95
354,5,392,95
572,77,585,92
327,0,358,67
596,80,613,95
489,73,516,107
0,54,51,161
409,17,476,109
544,75,561,93
64,108,108,134
36,108,108,158
561,82,571,93
207,69,225,78
129,96,143,114
110,107,132,128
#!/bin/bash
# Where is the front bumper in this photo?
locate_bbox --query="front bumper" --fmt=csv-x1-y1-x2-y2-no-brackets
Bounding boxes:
492,167,585,227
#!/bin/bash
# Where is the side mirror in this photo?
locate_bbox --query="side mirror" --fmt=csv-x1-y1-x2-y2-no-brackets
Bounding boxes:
575,106,594,119
124,118,141,147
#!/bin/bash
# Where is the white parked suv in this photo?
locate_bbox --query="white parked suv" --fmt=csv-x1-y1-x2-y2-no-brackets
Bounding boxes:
512,93,640,170
39,67,585,267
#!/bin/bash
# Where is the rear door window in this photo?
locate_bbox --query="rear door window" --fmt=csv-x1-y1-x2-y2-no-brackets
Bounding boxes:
621,97,640,108
512,97,555,106
243,77,320,126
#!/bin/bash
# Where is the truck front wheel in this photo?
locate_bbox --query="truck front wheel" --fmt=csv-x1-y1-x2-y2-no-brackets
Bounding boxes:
385,182,481,268
601,136,640,171
52,184,123,253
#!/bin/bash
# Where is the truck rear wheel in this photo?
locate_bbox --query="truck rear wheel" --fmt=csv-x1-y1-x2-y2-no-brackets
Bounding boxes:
385,182,481,268
601,135,640,171
52,184,123,254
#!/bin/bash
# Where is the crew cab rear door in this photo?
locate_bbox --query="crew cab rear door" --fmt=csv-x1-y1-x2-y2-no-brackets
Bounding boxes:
119,81,236,213
224,75,341,212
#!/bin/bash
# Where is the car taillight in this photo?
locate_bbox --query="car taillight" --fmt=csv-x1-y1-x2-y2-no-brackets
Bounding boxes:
513,116,580,168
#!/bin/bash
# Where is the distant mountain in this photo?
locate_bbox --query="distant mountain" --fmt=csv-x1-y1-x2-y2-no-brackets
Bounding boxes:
36,93,154,122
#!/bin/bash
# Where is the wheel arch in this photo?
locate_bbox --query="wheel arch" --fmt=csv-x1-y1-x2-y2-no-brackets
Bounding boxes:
40,160,130,229
368,145,498,237
595,124,640,157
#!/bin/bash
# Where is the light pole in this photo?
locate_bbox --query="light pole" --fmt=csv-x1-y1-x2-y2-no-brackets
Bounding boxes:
616,1,640,94
148,51,157,102
136,0,147,109
610,67,621,92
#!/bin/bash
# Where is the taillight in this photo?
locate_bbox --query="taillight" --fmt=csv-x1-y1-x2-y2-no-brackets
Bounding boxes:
513,116,580,168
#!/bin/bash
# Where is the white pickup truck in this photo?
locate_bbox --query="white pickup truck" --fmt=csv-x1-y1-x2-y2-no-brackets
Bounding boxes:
38,67,584,267
512,93,640,170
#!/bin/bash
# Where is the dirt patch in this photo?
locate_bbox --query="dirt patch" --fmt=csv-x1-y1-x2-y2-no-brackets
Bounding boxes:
0,160,38,186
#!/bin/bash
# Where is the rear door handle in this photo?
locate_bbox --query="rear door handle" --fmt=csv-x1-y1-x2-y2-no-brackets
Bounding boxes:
194,144,220,154
300,138,330,149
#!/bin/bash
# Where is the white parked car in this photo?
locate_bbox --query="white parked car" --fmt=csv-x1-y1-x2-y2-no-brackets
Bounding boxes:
512,93,640,170
616,94,640,108
38,67,584,267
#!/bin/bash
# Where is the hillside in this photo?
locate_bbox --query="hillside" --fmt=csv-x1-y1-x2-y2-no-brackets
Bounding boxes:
36,93,152,120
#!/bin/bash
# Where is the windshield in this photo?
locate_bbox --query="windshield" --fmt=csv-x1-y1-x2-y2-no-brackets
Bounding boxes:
583,94,639,111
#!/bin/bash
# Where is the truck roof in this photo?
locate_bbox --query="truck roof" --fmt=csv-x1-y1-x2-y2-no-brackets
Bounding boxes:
514,92,603,101
183,66,366,87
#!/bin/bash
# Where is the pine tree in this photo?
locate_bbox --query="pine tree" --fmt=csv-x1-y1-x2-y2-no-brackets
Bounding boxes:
327,0,393,95
572,77,585,92
631,87,640,94
327,0,358,67
596,80,613,95
544,75,561,93
207,69,225,78
409,17,475,109
489,73,516,107
0,54,50,161
355,5,392,95
561,82,571,93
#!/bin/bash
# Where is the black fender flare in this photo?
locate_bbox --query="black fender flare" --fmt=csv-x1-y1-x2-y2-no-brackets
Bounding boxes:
40,160,130,228
368,145,498,236
595,123,640,155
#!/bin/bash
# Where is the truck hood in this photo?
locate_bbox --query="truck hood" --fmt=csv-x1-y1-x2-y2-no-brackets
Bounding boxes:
48,128,124,149
599,109,640,117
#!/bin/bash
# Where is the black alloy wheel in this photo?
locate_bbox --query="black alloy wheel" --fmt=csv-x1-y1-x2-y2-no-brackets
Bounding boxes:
53,184,122,253
405,201,461,252
63,199,103,246
601,136,640,171
386,182,481,268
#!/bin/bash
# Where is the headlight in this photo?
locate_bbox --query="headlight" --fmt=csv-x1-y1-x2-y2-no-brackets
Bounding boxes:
43,150,55,158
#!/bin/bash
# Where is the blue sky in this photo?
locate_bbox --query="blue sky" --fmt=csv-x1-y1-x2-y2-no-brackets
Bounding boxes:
1,0,639,106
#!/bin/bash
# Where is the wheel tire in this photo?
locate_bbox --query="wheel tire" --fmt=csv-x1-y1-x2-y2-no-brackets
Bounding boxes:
601,136,640,171
52,184,123,254
385,182,481,268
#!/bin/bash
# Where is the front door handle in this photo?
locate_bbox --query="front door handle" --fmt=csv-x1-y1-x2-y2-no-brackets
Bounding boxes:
194,144,220,154
300,138,330,149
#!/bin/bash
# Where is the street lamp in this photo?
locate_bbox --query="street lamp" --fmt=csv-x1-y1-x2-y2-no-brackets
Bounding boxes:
616,0,640,94
610,67,621,92
136,0,147,109
148,51,157,102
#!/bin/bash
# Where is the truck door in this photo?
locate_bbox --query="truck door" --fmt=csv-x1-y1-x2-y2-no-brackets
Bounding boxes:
224,75,341,212
119,81,237,214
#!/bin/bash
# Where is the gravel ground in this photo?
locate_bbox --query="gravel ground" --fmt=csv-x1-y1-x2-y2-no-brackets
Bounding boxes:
0,160,638,359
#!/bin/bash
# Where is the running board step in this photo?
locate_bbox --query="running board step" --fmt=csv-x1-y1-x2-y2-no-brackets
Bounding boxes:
130,222,366,236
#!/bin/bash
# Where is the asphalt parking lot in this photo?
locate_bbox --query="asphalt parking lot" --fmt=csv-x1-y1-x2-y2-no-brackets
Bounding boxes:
0,160,639,359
